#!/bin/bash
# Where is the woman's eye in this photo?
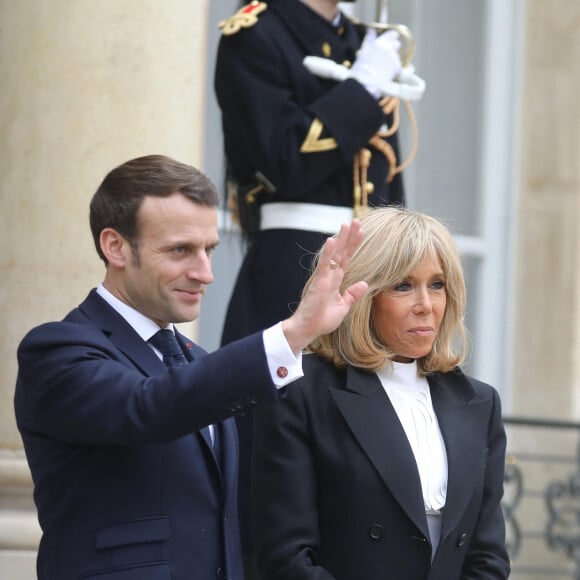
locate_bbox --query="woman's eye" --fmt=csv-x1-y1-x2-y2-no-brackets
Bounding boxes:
394,283,411,292
431,280,446,290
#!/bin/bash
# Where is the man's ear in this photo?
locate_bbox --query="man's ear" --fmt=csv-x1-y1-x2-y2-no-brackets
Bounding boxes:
100,228,130,267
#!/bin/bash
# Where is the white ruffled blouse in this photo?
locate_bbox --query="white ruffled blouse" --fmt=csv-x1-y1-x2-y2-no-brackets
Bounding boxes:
376,360,448,514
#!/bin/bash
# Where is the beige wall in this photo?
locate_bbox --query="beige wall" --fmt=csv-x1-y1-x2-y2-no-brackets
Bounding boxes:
509,1,580,577
512,0,580,418
0,1,209,576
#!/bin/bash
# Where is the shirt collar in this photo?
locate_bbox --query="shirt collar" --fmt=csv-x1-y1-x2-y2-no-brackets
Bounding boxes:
96,283,174,342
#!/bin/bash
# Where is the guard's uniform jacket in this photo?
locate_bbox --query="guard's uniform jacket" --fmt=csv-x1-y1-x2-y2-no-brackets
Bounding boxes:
216,0,404,342
215,3,405,573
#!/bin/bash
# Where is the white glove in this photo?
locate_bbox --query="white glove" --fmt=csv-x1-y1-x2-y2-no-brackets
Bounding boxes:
302,57,426,101
349,29,402,98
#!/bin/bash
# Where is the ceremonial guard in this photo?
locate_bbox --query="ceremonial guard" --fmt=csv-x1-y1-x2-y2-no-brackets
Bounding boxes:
215,1,423,575
215,0,416,342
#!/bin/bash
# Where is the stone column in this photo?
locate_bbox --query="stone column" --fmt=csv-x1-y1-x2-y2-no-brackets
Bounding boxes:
0,1,210,576
512,0,580,418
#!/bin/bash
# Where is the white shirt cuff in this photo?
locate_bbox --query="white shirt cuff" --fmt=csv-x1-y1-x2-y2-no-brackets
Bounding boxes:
262,322,304,389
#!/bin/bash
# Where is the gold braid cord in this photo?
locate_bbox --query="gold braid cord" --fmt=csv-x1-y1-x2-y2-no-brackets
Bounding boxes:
353,148,372,218
353,97,419,214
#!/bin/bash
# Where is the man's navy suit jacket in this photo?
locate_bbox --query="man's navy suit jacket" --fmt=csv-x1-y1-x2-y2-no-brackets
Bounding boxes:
14,289,278,580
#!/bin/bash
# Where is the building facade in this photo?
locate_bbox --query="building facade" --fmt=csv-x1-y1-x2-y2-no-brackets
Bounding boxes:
1,1,578,577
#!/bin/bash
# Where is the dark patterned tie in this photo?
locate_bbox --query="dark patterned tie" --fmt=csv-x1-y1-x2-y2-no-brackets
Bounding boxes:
149,329,219,453
149,329,188,368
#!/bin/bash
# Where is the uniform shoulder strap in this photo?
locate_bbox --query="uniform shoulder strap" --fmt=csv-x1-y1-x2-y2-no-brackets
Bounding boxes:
218,1,268,36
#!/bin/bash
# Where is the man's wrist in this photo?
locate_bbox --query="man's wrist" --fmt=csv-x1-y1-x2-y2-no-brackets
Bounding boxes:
280,318,312,356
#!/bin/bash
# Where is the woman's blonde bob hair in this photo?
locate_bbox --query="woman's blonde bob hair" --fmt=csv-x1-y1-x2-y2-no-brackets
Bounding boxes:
306,206,467,374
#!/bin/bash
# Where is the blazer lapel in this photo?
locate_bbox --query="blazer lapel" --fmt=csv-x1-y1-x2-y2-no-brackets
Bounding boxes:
79,290,163,376
330,364,490,544
173,330,215,456
174,330,228,475
429,371,483,540
330,366,429,538
175,331,206,363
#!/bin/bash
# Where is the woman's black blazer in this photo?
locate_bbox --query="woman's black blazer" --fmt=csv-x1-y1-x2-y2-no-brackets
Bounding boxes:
252,354,510,580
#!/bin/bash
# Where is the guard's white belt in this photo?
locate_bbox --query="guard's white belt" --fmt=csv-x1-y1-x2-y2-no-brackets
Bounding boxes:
260,202,354,234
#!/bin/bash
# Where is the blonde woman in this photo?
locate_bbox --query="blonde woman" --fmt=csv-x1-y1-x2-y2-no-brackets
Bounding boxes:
253,207,510,580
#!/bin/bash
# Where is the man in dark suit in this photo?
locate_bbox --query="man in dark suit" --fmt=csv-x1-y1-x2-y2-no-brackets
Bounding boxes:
14,154,366,580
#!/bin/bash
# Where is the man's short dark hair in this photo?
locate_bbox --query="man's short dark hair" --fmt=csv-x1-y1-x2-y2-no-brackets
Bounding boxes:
89,155,220,263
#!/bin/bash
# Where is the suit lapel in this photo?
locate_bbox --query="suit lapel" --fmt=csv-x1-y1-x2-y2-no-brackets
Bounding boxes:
330,363,490,544
174,330,230,478
79,290,163,377
174,330,218,458
330,366,429,538
429,371,483,540
175,331,206,362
